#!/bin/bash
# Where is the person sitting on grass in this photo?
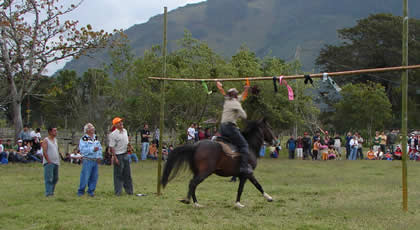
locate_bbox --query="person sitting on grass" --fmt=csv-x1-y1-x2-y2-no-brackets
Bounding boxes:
102,147,112,165
70,147,82,164
409,148,417,160
327,146,337,160
15,140,28,163
162,144,169,161
0,140,7,164
415,151,420,161
384,150,393,161
25,141,42,162
127,143,139,163
63,153,71,162
394,146,402,160
148,142,158,160
4,139,15,162
366,148,376,160
375,148,384,160
270,146,278,159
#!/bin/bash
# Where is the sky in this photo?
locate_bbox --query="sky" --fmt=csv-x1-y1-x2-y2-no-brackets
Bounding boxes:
45,0,205,75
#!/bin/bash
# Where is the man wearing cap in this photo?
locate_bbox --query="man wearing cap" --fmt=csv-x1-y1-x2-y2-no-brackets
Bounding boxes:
216,81,251,175
77,123,102,197
109,117,133,196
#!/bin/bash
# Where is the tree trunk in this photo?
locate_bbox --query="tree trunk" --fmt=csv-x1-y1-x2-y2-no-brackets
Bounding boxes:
12,100,23,140
9,78,23,140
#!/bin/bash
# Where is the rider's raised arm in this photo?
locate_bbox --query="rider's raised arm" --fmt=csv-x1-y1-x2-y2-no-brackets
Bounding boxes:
240,85,250,102
216,81,226,96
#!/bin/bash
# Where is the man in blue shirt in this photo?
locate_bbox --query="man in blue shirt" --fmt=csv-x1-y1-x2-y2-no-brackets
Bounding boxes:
77,123,102,197
18,124,32,143
286,136,297,159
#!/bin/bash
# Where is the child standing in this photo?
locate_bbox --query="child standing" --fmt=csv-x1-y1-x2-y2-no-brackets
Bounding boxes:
312,139,320,160
296,136,303,160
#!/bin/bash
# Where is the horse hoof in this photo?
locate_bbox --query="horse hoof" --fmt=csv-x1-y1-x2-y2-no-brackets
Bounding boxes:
193,202,203,208
179,198,190,204
264,192,273,202
235,202,245,208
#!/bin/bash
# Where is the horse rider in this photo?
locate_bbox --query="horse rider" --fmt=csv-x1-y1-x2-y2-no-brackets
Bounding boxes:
216,81,252,175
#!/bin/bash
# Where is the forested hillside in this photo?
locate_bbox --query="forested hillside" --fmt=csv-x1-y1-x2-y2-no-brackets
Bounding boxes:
62,0,420,75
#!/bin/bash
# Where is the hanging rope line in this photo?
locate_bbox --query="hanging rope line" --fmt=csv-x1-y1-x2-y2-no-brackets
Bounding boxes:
149,64,420,82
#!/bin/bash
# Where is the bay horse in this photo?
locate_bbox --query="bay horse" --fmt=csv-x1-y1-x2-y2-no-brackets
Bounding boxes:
161,119,276,208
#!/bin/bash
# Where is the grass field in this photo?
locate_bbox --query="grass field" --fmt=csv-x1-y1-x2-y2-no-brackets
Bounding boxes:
1,157,420,230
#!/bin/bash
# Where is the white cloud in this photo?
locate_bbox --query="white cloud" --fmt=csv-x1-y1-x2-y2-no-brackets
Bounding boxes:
45,0,205,75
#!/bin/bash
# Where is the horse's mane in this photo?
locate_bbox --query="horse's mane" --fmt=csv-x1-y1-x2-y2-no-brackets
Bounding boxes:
242,120,264,158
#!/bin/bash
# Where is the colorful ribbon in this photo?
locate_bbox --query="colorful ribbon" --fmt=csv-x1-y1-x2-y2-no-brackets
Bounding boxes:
279,76,294,101
304,75,313,85
242,78,250,101
328,77,342,92
201,81,212,95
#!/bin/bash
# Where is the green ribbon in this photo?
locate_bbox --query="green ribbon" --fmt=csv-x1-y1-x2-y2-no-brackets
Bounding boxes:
202,81,212,95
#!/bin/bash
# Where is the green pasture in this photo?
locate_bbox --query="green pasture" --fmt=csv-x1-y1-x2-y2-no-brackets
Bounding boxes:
1,158,420,230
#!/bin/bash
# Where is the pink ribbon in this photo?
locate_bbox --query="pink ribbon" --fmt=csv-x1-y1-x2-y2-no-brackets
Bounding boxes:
279,76,294,101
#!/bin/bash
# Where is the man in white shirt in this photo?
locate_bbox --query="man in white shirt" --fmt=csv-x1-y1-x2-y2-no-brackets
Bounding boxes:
187,123,196,144
109,117,133,196
349,135,359,160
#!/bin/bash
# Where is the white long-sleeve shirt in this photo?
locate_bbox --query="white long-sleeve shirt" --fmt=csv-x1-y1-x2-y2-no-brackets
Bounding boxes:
350,138,358,148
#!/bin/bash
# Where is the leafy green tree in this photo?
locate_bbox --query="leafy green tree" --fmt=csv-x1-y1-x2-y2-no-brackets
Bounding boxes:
331,82,392,137
41,70,83,130
80,69,112,135
316,13,420,128
231,44,262,78
0,0,116,138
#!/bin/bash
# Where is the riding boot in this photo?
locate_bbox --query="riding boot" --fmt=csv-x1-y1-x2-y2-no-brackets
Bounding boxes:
239,153,253,175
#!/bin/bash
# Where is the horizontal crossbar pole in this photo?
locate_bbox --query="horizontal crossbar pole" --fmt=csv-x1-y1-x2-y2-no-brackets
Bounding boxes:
148,64,420,82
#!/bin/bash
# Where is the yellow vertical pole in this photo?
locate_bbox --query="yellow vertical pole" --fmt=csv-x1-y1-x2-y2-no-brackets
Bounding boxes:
157,7,167,196
401,0,408,212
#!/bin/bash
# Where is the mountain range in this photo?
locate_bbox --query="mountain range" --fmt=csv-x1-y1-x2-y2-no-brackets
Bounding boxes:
61,0,420,75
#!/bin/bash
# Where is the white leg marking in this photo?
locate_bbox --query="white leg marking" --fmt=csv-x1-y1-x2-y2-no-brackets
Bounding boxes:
194,202,203,208
235,202,245,208
264,192,273,202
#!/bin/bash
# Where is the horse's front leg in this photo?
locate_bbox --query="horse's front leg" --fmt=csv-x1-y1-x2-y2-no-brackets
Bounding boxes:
235,176,247,208
248,174,273,202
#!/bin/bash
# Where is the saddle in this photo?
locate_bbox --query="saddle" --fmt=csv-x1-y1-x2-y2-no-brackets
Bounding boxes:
213,136,241,158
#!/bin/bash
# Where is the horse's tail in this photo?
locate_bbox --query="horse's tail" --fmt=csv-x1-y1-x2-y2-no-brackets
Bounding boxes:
161,144,197,188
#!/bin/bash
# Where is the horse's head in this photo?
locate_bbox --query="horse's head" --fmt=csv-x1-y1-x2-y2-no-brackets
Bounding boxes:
258,118,277,146
242,118,277,157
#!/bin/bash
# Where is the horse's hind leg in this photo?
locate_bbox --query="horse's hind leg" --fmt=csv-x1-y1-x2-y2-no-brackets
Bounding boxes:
181,172,211,207
191,172,212,207
234,176,247,208
248,174,273,202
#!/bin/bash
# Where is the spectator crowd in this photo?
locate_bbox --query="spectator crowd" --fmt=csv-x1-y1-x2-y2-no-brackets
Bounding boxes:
2,121,419,198
278,129,420,161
